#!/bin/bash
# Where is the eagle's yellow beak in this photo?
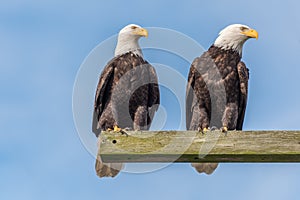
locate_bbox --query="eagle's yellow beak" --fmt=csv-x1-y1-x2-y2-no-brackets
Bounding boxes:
241,29,259,39
134,27,148,38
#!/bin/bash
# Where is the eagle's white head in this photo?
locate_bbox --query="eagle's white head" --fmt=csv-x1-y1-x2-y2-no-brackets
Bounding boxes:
214,24,258,56
115,24,148,57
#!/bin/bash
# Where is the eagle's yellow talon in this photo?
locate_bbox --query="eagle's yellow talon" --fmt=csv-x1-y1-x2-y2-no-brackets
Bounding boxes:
113,125,122,132
198,127,209,133
222,126,228,132
112,125,129,136
107,128,113,131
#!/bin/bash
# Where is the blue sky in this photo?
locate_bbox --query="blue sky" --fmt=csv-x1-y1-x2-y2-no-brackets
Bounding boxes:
1,0,300,199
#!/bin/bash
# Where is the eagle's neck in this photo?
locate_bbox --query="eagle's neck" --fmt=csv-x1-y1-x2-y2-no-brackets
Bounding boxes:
208,45,241,64
115,35,143,57
214,35,247,56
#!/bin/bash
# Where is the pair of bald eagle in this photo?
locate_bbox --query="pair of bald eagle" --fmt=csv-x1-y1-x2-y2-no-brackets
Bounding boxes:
92,24,258,177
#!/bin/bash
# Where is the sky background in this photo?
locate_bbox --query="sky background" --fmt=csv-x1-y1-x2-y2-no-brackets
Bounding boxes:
1,0,300,199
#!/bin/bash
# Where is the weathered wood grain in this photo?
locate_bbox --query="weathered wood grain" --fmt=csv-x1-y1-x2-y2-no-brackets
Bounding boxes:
98,131,300,163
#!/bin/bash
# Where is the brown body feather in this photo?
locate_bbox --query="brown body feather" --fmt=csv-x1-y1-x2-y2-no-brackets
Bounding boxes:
93,52,160,177
186,45,249,175
186,45,249,131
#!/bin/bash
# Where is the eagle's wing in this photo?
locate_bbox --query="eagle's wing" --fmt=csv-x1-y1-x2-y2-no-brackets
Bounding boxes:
186,62,196,130
147,65,160,120
236,61,249,130
92,61,115,135
186,55,212,130
187,57,217,175
129,61,160,130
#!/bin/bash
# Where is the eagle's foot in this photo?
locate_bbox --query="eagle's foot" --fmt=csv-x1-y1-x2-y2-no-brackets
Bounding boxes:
113,125,121,132
113,125,129,136
198,127,209,134
203,127,209,132
221,126,228,134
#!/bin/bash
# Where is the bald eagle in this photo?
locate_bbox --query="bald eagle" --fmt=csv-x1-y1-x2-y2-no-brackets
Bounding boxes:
92,24,160,178
186,24,258,174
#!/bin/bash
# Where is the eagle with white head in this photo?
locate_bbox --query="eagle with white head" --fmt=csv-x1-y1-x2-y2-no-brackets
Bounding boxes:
186,24,258,175
93,24,160,178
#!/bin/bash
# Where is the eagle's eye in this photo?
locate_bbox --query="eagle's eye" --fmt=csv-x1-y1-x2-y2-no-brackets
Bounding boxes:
240,26,249,32
131,26,138,30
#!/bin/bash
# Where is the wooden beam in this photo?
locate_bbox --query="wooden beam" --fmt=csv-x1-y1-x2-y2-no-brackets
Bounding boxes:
98,131,300,163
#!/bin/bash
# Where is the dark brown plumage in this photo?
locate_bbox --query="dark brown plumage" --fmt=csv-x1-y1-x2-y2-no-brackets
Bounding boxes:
186,45,250,176
186,24,257,175
93,52,160,136
186,45,249,131
92,52,160,177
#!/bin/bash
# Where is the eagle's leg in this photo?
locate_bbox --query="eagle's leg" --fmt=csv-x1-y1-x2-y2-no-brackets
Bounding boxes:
133,106,148,130
190,106,209,133
221,103,238,133
199,107,210,133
